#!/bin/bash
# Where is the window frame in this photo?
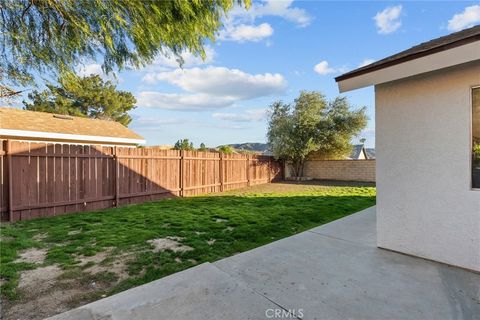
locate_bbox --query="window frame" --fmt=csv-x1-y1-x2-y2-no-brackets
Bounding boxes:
471,85,480,190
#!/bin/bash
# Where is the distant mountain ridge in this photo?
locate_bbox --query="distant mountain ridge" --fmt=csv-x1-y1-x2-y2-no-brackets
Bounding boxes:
223,142,269,153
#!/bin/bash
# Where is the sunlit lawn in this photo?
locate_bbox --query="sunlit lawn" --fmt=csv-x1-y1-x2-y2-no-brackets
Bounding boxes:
0,181,375,318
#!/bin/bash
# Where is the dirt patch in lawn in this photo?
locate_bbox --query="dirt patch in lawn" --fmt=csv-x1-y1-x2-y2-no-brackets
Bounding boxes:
2,251,135,320
4,285,86,320
147,237,193,253
3,265,104,320
77,249,112,266
32,233,47,241
83,252,134,281
2,265,78,320
2,249,138,320
18,265,62,291
15,248,47,264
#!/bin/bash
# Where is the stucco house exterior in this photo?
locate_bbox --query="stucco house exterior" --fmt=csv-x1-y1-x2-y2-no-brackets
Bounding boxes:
336,25,480,272
0,107,145,146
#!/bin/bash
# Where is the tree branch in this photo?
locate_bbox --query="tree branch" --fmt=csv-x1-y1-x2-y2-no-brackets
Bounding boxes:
0,85,23,98
21,0,35,19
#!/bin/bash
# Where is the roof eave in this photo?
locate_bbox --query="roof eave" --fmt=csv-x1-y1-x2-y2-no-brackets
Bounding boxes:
336,41,480,93
335,34,480,83
0,129,146,145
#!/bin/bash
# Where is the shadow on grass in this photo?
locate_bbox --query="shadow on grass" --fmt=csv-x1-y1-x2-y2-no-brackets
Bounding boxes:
0,188,376,303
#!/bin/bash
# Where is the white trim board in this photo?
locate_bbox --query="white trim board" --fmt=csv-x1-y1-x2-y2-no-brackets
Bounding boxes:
0,129,146,145
337,41,480,93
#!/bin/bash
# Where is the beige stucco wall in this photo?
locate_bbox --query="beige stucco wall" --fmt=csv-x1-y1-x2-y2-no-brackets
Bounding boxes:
285,160,375,182
376,61,480,271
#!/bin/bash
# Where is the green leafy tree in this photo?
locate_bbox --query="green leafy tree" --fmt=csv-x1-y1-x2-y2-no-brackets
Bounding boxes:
473,143,480,160
198,143,208,152
1,0,250,97
23,74,135,126
267,91,367,178
218,145,234,154
174,139,195,151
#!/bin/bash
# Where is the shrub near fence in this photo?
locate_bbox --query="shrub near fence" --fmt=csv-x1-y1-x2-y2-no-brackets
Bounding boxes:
0,140,282,221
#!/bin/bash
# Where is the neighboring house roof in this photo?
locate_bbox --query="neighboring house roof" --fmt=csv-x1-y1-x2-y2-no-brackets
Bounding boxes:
335,25,480,92
366,148,376,159
348,144,368,160
0,107,145,145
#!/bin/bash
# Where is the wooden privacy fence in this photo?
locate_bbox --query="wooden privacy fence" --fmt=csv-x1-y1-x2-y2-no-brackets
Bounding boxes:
0,140,282,222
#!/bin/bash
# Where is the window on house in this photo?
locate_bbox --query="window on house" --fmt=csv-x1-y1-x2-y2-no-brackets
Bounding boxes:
473,87,480,189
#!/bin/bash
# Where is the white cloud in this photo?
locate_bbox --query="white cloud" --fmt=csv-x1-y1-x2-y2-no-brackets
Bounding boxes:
220,23,273,42
77,63,103,77
142,66,287,100
254,0,312,27
131,117,184,128
204,123,248,130
219,0,311,43
212,109,267,122
136,92,235,111
138,67,286,111
76,63,122,82
148,46,216,70
447,5,480,32
313,61,336,75
358,59,376,68
374,5,403,34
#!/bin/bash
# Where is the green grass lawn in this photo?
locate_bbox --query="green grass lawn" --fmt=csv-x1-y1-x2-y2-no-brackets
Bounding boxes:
0,181,375,319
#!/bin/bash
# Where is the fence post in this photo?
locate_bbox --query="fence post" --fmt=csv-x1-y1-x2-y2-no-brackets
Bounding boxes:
268,157,272,182
114,146,119,207
6,140,13,222
246,155,251,187
219,153,224,192
180,150,185,196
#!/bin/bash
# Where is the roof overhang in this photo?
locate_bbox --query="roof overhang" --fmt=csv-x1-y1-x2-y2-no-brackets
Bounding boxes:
336,41,480,93
0,129,146,145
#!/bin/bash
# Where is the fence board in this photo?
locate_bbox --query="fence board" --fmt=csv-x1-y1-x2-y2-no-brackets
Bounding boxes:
0,139,282,221
0,141,7,220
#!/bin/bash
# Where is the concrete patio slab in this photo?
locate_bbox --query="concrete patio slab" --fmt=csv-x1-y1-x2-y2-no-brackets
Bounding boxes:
308,205,377,246
50,262,280,320
215,210,480,319
49,207,480,320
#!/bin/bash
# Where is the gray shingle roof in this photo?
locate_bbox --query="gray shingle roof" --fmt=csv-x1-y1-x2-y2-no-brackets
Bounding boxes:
349,144,365,159
366,148,376,159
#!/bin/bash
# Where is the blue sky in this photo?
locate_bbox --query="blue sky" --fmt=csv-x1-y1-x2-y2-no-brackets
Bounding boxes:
14,1,480,148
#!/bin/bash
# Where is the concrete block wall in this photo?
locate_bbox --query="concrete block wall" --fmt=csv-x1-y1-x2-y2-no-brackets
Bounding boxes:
285,160,376,182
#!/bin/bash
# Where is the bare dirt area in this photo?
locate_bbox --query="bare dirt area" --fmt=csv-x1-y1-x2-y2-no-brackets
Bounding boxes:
147,237,193,253
2,265,79,320
14,248,47,264
2,250,135,320
82,251,135,282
